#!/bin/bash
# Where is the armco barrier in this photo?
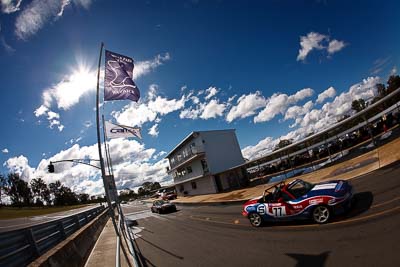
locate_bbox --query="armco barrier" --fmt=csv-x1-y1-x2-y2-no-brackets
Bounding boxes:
28,208,109,267
0,205,106,267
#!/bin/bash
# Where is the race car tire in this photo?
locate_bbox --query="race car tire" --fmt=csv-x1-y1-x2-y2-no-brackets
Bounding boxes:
249,213,263,227
312,205,330,224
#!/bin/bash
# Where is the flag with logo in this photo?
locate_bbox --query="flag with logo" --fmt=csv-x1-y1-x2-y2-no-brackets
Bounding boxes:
104,50,140,102
105,121,142,139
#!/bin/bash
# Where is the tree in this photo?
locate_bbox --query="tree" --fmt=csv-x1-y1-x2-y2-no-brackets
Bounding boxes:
0,174,6,205
141,182,153,192
49,181,62,205
78,193,90,204
351,99,366,113
387,75,400,94
30,178,50,206
274,139,293,151
337,114,350,122
151,182,161,191
49,181,78,206
376,83,387,97
138,187,146,197
6,173,32,206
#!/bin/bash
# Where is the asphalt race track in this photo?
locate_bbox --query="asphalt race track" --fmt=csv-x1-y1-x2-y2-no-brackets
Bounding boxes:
122,162,400,267
0,204,100,233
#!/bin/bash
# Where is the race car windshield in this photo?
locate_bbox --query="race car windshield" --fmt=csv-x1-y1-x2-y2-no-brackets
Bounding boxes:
288,180,314,199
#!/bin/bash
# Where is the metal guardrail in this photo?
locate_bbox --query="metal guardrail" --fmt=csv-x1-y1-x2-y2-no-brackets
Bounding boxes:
115,205,140,267
0,205,105,267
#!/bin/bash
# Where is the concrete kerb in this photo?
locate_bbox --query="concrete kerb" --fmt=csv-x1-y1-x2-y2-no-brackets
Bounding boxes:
28,209,109,267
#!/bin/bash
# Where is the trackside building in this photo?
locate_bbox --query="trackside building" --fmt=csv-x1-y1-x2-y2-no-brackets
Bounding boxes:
165,130,248,196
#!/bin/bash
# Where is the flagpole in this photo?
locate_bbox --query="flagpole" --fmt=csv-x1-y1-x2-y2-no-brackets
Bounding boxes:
102,115,112,176
95,42,119,236
102,115,120,213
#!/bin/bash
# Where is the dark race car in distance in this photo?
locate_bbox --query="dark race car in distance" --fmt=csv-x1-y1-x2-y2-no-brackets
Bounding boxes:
242,178,353,227
151,200,177,214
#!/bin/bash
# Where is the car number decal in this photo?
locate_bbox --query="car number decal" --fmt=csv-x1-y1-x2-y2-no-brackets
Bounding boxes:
271,206,287,217
257,204,267,215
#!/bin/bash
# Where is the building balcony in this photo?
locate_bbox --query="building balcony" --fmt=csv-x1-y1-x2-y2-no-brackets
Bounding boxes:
173,169,210,185
168,146,205,171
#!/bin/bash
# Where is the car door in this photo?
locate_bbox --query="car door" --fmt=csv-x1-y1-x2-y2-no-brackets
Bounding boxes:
267,191,295,219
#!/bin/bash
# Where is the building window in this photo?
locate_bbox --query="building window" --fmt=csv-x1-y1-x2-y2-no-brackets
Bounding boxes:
201,159,209,172
179,185,184,192
187,166,192,173
191,182,197,189
176,167,186,178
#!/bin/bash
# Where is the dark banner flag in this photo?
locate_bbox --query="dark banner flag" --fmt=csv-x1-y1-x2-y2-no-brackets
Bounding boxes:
104,50,140,102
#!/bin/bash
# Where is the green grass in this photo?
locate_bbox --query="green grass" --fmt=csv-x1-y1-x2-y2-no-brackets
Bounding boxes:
0,205,90,220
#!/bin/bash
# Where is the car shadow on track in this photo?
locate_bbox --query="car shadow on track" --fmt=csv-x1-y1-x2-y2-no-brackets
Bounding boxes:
343,191,374,218
286,251,331,267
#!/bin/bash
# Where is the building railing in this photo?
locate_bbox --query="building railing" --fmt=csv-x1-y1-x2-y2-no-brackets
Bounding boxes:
169,146,205,170
0,205,105,267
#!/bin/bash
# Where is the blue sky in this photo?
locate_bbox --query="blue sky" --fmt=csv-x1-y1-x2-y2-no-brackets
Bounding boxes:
0,0,399,195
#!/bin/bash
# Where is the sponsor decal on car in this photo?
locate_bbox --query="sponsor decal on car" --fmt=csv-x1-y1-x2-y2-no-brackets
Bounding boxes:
312,183,338,191
309,198,324,205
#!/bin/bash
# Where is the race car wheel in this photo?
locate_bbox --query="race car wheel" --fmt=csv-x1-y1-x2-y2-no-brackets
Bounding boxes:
312,205,330,224
249,213,263,227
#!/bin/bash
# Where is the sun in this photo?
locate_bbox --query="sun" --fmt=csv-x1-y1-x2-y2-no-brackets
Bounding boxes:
71,65,96,89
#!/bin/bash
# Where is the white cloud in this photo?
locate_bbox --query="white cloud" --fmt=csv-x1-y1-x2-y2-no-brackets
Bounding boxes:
148,124,159,137
72,0,92,9
34,105,48,117
243,77,380,159
316,86,336,104
242,137,280,160
152,151,167,160
226,91,267,123
296,32,346,61
113,87,186,127
113,102,157,127
200,99,226,119
148,95,186,115
14,0,93,39
227,95,237,103
133,53,170,80
3,155,35,182
179,88,226,121
2,148,9,153
254,88,314,123
328,39,346,54
204,86,219,100
1,0,22,13
284,100,313,120
391,66,397,75
58,0,71,16
15,0,66,40
179,106,201,120
297,32,328,61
